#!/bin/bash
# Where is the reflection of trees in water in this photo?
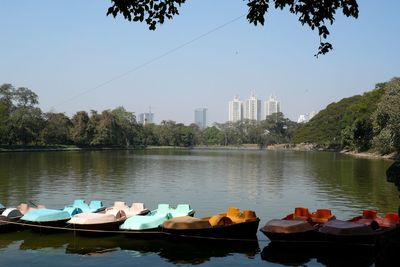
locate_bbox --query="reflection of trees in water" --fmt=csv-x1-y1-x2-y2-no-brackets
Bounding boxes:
305,152,398,214
0,153,43,205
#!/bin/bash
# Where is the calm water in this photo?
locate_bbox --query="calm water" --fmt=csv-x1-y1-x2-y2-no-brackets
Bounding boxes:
0,149,398,266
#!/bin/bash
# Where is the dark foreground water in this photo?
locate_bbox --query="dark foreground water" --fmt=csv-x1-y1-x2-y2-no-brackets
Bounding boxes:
0,149,398,266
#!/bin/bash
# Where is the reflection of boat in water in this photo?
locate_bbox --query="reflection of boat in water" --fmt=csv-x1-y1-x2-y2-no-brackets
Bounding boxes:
5,231,260,264
162,207,259,241
261,242,376,266
19,232,70,251
119,238,260,265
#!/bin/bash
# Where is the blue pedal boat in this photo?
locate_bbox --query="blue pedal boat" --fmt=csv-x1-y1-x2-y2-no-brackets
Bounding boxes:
21,199,104,230
120,204,194,238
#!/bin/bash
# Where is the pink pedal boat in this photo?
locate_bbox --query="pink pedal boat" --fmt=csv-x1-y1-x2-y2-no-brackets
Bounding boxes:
67,201,149,234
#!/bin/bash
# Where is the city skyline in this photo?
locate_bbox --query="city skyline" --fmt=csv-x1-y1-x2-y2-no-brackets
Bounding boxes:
1,1,399,125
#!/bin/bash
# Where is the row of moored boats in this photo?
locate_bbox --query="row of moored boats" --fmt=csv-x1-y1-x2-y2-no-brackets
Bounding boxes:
1,201,399,246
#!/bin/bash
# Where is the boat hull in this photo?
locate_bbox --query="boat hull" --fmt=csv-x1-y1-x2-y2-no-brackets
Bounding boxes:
123,227,166,239
68,220,126,236
260,227,322,244
163,220,260,242
21,219,70,233
0,216,23,233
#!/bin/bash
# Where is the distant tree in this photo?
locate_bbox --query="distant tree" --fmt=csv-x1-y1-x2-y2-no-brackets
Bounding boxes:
111,106,141,147
71,111,91,146
5,107,44,145
0,85,43,145
203,126,224,145
41,112,72,145
107,0,359,56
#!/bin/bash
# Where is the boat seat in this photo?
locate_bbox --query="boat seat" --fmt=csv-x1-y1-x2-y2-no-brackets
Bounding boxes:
224,207,246,223
243,210,258,221
89,200,103,211
293,207,311,221
379,213,399,228
129,203,148,215
227,207,241,218
113,201,128,210
311,209,335,223
209,215,233,227
170,204,193,217
362,210,378,219
131,203,144,212
66,199,90,213
157,204,171,215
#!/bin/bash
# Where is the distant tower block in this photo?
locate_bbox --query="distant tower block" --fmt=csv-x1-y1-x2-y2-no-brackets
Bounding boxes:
228,95,242,122
243,92,261,121
264,96,280,119
194,108,207,129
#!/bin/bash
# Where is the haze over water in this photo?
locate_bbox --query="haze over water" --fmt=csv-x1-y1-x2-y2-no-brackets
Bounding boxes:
0,149,397,266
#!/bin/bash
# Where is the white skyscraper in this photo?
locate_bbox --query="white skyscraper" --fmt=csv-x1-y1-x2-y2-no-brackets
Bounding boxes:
243,93,261,121
228,96,242,122
264,96,281,119
138,112,154,125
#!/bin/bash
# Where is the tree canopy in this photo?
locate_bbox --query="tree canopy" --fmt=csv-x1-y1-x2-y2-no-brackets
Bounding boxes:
107,0,359,56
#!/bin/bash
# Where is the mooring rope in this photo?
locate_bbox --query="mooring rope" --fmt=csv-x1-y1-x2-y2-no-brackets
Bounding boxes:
0,218,264,242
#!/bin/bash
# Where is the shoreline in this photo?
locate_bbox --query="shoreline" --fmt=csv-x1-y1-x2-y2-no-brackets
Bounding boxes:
0,144,398,160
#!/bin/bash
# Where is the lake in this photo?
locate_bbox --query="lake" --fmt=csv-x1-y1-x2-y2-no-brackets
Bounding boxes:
0,149,398,266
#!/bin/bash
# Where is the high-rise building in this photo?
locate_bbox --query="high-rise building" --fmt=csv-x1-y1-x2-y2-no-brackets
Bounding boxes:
297,111,317,123
243,93,261,121
264,96,281,118
228,96,242,122
138,113,154,125
194,108,207,129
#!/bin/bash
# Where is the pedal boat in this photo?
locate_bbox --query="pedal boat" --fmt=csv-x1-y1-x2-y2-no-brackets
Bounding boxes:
260,207,335,243
318,210,400,247
0,203,45,232
21,199,104,229
120,204,194,237
67,202,149,233
161,207,260,241
0,203,5,214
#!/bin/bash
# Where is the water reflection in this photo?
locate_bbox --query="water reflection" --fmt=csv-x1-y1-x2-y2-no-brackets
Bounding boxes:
0,231,259,265
261,243,377,267
1,149,399,266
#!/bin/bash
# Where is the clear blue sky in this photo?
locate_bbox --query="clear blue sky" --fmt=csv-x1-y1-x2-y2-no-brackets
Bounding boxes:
1,0,399,124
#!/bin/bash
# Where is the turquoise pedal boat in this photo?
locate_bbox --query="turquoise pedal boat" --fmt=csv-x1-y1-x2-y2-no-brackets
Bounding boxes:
21,199,104,230
121,204,194,237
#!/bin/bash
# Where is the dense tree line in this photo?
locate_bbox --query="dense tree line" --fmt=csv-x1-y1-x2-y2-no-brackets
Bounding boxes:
294,77,400,155
0,83,296,148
